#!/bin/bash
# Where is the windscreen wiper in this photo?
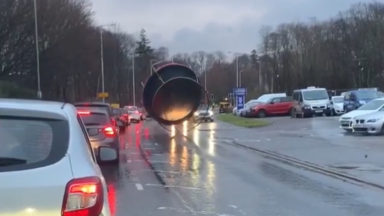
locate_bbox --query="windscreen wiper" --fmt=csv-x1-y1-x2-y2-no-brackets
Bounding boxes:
0,157,27,166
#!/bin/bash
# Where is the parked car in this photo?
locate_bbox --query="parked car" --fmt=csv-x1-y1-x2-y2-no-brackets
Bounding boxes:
239,99,261,117
352,108,384,134
339,98,384,132
239,93,287,117
0,99,112,216
194,105,214,122
249,96,293,118
331,96,345,115
343,89,379,112
291,87,332,118
77,109,120,164
124,105,141,123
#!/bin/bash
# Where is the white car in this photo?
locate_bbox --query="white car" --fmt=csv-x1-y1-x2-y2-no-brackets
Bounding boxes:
331,96,344,115
0,99,113,216
339,98,384,132
352,109,384,134
124,105,141,122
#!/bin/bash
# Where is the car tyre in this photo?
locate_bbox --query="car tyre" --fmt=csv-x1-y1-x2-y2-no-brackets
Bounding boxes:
290,108,296,118
258,110,267,118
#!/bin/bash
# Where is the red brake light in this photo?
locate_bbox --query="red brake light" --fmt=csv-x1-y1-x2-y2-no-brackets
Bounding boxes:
62,177,103,216
103,126,116,138
78,111,91,116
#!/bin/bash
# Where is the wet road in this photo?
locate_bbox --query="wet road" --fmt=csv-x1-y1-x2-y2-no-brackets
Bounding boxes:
101,118,384,216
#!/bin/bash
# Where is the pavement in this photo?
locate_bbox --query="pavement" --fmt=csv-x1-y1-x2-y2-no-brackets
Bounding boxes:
100,116,384,216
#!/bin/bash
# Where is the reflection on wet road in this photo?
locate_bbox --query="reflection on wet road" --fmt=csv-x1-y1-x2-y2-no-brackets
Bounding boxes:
100,118,384,216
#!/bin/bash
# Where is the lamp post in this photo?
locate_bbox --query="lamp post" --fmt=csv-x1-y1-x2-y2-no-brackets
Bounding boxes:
98,24,116,103
99,29,105,102
132,53,136,106
33,0,42,99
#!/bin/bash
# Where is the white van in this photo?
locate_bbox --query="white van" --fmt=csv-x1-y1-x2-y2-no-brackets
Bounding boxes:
291,87,331,118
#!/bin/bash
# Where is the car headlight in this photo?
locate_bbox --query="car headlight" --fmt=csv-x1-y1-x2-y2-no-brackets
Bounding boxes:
367,119,379,123
194,112,199,116
359,100,366,105
303,104,311,109
208,110,213,116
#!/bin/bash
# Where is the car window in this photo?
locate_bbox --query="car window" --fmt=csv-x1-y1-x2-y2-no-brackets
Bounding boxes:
272,98,281,103
0,117,68,172
355,90,378,100
80,113,109,126
358,100,384,110
302,90,329,100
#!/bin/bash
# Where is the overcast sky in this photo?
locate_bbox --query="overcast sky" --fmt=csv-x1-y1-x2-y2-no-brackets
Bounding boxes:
91,0,366,54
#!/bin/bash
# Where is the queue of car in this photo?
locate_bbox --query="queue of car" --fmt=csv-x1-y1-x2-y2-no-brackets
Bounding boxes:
0,99,148,215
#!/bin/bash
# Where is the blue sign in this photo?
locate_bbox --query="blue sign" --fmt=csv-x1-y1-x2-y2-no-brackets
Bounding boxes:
236,95,245,109
233,88,247,110
233,88,247,96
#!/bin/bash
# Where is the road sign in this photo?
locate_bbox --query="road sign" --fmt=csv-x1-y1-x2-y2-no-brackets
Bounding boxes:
233,88,247,110
233,88,247,96
236,95,245,110
97,92,109,98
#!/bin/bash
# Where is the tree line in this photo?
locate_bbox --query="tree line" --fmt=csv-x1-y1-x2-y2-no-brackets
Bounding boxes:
1,1,383,104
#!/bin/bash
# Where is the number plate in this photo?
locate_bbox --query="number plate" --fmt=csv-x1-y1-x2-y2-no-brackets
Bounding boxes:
315,110,323,113
87,128,99,136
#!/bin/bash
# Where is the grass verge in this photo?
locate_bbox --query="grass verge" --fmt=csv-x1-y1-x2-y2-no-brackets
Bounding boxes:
217,114,269,128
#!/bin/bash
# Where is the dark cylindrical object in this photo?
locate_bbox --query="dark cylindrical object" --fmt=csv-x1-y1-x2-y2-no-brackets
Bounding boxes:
143,63,202,125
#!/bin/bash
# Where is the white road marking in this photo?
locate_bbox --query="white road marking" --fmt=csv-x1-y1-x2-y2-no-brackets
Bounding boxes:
127,159,132,163
135,183,144,191
145,183,201,190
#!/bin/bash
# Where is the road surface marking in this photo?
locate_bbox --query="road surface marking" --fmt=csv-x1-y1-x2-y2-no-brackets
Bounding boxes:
146,183,201,190
154,142,159,146
127,159,132,163
135,183,144,191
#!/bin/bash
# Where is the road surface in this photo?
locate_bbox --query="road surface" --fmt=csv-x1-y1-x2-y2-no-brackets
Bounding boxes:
101,116,384,216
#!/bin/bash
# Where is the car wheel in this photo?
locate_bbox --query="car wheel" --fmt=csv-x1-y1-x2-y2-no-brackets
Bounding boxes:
290,108,296,118
258,110,267,118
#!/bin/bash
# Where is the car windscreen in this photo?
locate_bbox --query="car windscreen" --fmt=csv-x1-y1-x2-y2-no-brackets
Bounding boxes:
0,117,69,172
80,113,109,126
358,100,384,110
303,90,329,100
332,97,344,103
355,91,378,100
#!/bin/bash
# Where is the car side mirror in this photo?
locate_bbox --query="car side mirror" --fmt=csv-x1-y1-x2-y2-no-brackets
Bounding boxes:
99,147,118,163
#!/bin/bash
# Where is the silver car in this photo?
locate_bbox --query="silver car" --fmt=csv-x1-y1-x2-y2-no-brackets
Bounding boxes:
0,99,113,216
352,107,384,134
77,108,120,164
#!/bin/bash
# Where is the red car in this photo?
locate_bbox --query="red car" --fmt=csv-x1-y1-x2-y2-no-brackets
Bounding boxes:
249,96,293,118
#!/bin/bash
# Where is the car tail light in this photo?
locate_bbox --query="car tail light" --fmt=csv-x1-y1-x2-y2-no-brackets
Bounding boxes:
103,125,116,138
78,111,91,116
62,177,103,216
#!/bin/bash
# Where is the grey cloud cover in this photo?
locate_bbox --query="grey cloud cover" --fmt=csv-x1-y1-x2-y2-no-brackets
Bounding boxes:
91,0,365,54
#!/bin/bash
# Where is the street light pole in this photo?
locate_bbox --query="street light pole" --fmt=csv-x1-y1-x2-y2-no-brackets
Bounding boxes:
100,29,105,102
132,54,136,106
236,55,239,88
33,0,42,99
